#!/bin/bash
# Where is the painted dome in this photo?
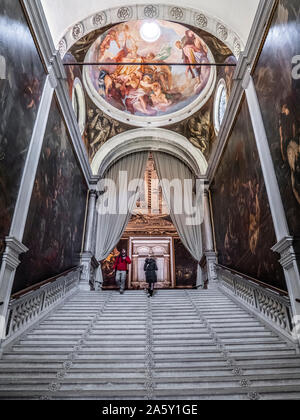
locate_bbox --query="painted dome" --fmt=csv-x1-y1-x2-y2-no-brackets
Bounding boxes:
83,20,216,127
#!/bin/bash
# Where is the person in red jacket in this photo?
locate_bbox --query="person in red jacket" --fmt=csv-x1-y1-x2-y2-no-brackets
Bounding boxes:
113,249,131,294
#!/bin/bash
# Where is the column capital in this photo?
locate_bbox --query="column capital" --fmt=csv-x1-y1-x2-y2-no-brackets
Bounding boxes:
89,190,98,197
241,66,252,90
2,237,28,272
272,237,300,271
203,189,210,197
47,65,58,89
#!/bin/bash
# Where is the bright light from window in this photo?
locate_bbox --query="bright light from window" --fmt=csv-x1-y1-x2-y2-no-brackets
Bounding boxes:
140,21,161,43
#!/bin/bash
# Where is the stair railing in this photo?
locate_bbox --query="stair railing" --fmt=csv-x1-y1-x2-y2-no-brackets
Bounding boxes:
3,266,82,346
216,264,294,343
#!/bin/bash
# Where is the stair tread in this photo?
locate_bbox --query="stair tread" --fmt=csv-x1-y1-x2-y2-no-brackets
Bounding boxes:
0,289,298,400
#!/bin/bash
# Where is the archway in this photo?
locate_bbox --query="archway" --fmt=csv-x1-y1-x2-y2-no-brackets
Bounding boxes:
92,132,208,291
91,128,208,178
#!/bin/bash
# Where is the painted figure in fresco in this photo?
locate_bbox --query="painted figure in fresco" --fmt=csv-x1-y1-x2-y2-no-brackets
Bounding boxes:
176,30,209,92
150,82,172,111
119,24,136,51
144,52,173,92
98,29,121,60
89,21,212,117
90,117,111,150
84,107,126,161
186,113,211,153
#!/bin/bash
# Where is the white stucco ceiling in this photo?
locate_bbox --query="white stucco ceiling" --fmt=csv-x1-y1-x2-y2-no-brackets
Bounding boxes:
41,0,260,48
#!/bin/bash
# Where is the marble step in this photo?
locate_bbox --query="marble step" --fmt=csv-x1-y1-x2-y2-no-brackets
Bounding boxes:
1,383,300,399
0,288,298,400
18,337,285,346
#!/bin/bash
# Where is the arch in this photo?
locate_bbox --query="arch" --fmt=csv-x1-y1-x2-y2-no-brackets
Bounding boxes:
57,3,244,59
91,128,208,177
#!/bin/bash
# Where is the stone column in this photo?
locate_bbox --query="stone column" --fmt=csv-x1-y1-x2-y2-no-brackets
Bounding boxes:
80,190,98,291
203,190,218,285
164,255,171,288
84,190,97,253
243,68,300,321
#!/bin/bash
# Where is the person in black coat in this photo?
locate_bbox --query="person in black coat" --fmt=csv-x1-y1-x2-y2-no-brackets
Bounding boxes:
144,254,158,297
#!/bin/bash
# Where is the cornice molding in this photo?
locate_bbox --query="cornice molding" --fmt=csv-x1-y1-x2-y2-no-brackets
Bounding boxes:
1,237,28,272
57,4,244,60
207,0,276,184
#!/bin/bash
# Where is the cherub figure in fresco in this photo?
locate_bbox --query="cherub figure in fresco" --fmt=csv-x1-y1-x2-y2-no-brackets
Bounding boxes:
119,24,136,53
102,45,145,107
125,72,158,115
140,75,156,94
150,82,172,111
98,29,121,60
114,45,144,77
145,52,173,92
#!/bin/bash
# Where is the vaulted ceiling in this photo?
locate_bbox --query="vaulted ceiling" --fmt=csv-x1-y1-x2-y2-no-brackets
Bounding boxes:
41,0,260,48
40,0,261,175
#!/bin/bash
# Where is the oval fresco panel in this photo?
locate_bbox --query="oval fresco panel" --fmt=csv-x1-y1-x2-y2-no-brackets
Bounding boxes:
83,20,216,127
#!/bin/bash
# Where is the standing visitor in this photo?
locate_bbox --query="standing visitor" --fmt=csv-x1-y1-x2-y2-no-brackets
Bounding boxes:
144,253,158,297
113,249,131,294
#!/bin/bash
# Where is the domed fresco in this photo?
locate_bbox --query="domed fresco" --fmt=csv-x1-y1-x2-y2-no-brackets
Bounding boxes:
83,20,216,126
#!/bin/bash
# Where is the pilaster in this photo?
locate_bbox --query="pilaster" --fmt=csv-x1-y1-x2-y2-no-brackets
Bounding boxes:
0,238,28,344
80,191,99,290
272,238,300,322
202,190,218,285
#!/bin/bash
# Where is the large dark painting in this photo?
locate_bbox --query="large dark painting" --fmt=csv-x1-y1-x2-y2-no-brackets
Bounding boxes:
13,97,88,294
211,98,286,290
174,239,197,288
253,0,300,237
0,0,46,260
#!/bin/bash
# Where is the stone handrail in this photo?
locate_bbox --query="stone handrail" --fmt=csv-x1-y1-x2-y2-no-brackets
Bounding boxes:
216,265,293,342
4,266,82,343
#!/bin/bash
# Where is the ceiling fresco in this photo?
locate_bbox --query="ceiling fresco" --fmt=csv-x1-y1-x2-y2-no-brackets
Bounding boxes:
83,20,216,124
65,20,237,166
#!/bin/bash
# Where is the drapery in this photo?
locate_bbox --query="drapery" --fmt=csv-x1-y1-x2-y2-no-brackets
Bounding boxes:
94,152,149,287
153,152,204,287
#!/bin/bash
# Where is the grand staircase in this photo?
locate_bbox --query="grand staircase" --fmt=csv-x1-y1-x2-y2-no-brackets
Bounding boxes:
0,287,300,400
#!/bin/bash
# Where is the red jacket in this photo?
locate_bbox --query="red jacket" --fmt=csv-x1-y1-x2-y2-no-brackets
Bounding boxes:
113,256,132,271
